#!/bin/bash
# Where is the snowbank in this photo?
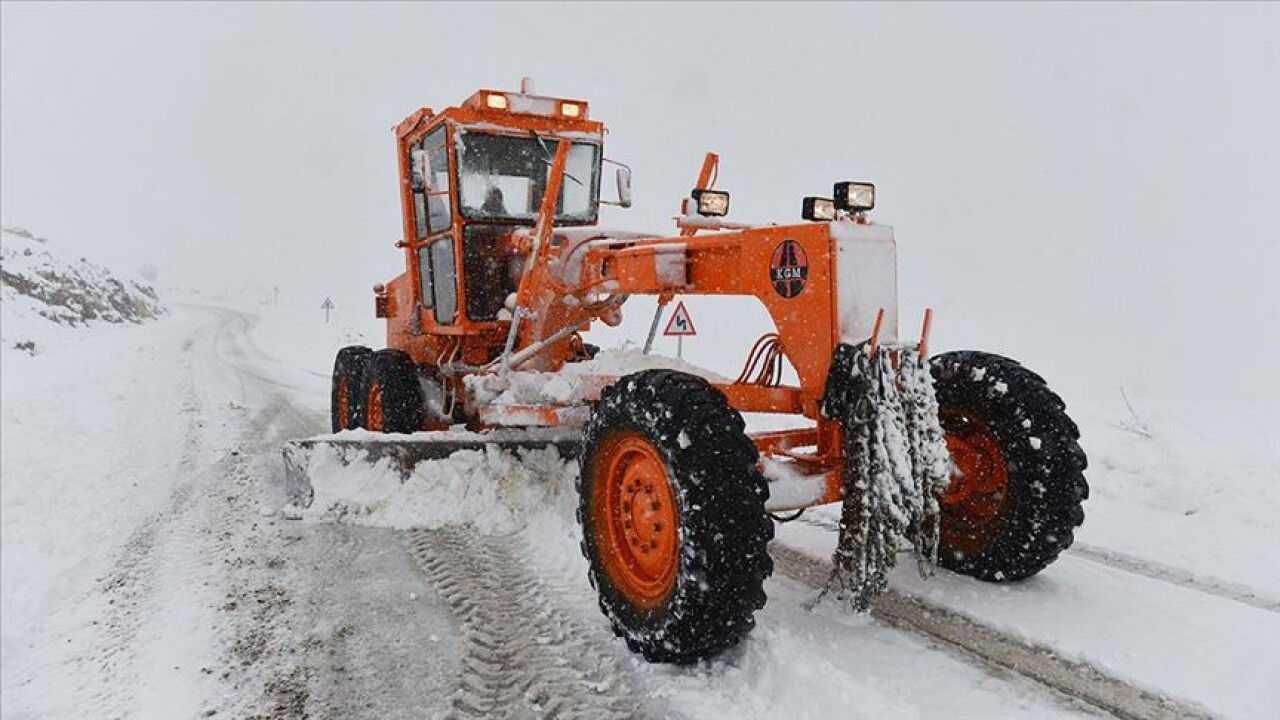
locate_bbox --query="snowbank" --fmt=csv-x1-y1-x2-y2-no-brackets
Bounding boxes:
1074,406,1280,599
293,442,579,534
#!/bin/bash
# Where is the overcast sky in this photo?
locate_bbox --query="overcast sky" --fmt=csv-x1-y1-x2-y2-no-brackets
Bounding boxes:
3,2,1277,436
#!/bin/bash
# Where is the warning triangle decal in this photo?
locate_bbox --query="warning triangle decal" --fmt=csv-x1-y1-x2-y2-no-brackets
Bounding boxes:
663,301,697,336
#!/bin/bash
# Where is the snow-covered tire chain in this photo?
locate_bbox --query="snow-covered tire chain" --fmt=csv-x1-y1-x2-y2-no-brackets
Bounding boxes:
408,528,651,720
331,345,371,431
362,348,425,433
578,370,773,663
769,544,1215,720
931,351,1089,581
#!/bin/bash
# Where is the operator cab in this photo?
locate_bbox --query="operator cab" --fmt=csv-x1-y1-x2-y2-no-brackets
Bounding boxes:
395,86,609,333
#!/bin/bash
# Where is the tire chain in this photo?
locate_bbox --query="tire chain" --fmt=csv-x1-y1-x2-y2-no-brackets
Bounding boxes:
408,528,655,720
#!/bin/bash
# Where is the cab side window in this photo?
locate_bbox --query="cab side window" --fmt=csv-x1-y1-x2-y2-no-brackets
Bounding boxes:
416,244,434,308
410,140,430,241
431,237,457,325
411,127,454,317
424,127,451,234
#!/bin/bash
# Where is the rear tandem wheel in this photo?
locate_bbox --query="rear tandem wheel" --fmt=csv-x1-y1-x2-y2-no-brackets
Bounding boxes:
361,349,425,434
331,345,372,432
931,351,1089,581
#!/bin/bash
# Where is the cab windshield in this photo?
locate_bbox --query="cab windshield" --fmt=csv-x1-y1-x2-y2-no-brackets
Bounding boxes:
456,132,601,224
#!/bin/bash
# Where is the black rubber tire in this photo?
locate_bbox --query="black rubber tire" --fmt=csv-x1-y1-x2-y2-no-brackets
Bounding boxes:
331,346,372,432
577,370,773,664
361,349,425,433
931,351,1089,581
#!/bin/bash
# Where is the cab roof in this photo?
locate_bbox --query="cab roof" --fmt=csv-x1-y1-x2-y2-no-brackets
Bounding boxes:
395,88,604,142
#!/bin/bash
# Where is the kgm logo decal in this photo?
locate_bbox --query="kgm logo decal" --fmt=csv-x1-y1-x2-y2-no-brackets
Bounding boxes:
770,240,808,298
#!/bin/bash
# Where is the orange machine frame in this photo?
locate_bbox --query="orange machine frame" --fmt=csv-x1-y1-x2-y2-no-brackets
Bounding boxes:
375,88,907,510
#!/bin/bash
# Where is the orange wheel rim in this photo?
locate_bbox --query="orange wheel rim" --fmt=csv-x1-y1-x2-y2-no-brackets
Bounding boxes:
939,409,1009,554
337,379,351,430
590,431,679,609
367,381,384,432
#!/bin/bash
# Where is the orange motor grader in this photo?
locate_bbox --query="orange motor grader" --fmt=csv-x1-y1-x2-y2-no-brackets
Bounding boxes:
316,83,1088,663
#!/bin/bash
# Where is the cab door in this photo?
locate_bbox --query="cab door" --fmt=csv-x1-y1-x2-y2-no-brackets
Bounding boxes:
408,125,458,326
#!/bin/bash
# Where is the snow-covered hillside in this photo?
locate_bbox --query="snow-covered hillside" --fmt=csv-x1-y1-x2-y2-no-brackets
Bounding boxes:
1,226,164,351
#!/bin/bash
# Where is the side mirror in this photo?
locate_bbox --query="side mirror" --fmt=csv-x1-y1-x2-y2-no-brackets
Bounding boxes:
616,166,632,208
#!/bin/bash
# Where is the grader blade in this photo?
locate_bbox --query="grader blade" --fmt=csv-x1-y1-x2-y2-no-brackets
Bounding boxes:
282,428,582,508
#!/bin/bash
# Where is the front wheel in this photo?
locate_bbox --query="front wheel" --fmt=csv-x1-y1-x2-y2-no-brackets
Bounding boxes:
578,370,773,663
931,351,1088,581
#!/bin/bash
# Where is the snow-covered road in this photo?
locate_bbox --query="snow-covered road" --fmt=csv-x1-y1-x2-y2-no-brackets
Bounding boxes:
778,509,1280,719
2,305,462,718
3,302,1276,718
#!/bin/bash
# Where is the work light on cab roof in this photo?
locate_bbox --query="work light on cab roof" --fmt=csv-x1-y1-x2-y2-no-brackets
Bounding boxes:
471,88,589,120
288,79,1090,669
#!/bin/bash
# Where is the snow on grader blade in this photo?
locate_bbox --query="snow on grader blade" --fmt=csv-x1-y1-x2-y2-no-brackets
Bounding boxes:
281,428,582,508
287,80,1089,664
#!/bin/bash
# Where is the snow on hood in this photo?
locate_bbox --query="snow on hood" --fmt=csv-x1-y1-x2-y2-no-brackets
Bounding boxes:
465,347,730,407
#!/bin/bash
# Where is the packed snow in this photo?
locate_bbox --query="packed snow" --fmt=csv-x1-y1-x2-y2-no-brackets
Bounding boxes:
464,346,729,408
296,443,577,534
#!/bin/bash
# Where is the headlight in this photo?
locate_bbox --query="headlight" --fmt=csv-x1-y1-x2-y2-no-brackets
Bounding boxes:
802,197,836,221
833,181,875,212
691,189,730,217
559,102,583,118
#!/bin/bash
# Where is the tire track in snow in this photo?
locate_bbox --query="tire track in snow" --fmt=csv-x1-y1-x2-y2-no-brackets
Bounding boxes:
1067,542,1280,615
769,543,1216,720
408,527,657,720
195,305,459,718
83,329,223,717
89,480,198,714
797,512,1280,615
185,303,315,395
198,315,332,719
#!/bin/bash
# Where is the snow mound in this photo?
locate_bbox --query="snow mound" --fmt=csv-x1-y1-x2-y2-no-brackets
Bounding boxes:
1,226,164,333
293,443,579,534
